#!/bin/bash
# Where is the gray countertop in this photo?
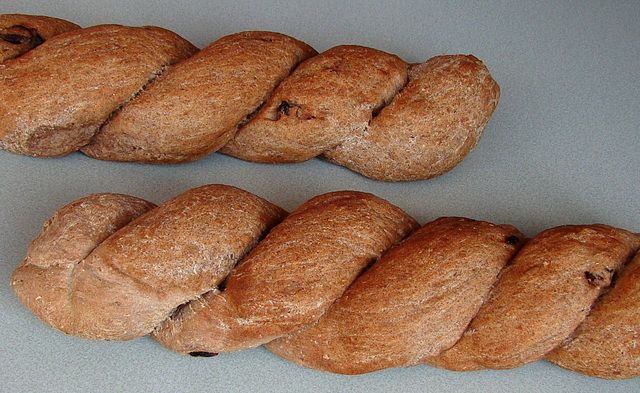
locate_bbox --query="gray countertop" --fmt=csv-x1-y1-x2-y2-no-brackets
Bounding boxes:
1,1,638,392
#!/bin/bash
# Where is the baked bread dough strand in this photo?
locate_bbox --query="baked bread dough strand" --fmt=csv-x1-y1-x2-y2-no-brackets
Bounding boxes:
9,193,156,338
0,23,198,157
545,251,640,379
0,14,500,182
221,50,499,181
0,14,80,62
424,224,639,370
11,185,286,340
266,217,526,374
268,222,639,376
321,55,501,181
10,185,640,379
152,191,419,354
82,31,316,163
218,45,409,163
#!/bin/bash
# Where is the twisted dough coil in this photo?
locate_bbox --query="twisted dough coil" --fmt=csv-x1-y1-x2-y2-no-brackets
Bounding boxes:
11,184,640,379
0,14,500,181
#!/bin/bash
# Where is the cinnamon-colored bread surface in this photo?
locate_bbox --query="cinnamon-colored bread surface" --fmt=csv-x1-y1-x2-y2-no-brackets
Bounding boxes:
426,224,640,371
218,45,409,163
10,193,157,338
321,55,500,181
10,185,640,379
11,185,286,340
0,13,500,181
0,14,80,62
266,217,525,374
0,23,197,157
152,191,419,354
545,251,640,379
82,31,317,163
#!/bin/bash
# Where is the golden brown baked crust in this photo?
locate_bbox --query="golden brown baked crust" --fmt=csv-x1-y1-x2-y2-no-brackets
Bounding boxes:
82,31,317,163
0,24,197,157
0,14,501,182
10,186,640,379
322,55,500,181
10,193,157,338
11,185,286,340
0,14,80,62
219,45,409,163
545,251,640,379
426,224,640,371
152,191,419,354
265,217,525,374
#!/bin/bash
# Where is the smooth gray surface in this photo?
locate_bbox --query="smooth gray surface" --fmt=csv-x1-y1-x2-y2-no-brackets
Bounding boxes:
1,1,639,392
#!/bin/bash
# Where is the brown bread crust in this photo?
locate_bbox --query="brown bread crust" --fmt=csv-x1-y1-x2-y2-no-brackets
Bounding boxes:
11,185,286,340
426,224,640,372
0,23,198,157
10,193,157,338
545,251,640,379
321,55,500,181
219,45,409,163
0,14,80,62
152,191,419,354
265,217,525,374
0,14,500,182
10,186,640,379
82,31,317,163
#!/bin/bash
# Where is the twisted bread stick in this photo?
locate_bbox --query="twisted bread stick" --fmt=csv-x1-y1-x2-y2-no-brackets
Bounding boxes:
0,14,499,181
11,185,640,379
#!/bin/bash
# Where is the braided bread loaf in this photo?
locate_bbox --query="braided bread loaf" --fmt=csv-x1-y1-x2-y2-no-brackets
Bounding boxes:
0,14,499,181
11,184,640,379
